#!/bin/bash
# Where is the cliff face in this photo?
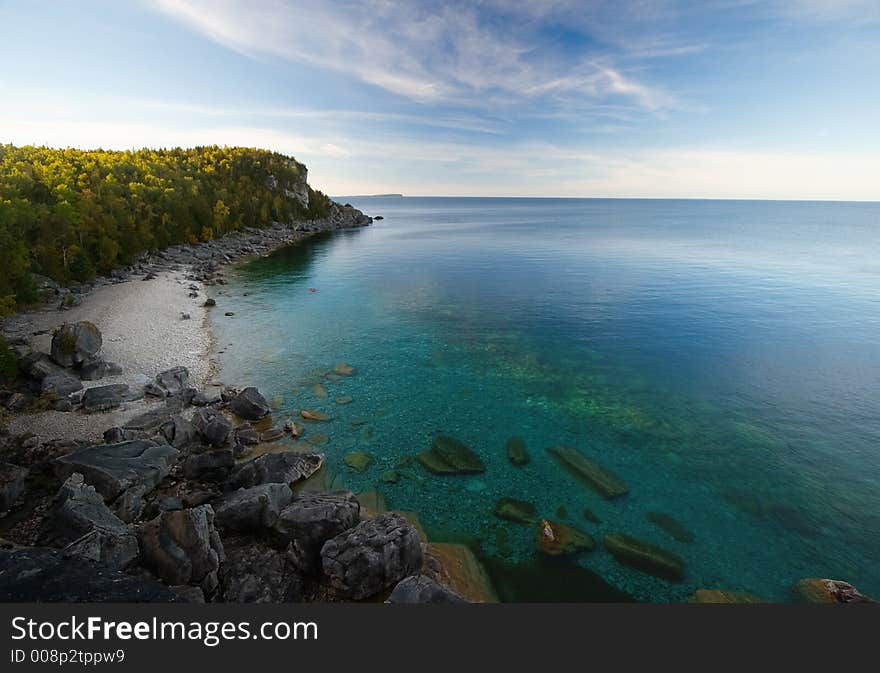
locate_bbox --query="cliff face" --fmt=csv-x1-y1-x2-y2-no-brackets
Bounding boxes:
265,160,310,211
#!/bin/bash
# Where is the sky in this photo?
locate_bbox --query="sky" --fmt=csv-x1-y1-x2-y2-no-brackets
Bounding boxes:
1,0,879,199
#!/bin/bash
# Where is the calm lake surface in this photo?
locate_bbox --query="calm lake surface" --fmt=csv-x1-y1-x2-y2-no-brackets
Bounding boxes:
213,197,880,602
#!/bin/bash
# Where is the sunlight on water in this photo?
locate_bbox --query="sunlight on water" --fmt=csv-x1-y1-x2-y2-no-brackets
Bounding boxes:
213,197,880,602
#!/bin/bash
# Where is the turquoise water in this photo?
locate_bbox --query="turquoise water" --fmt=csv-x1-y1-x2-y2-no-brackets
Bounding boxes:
212,197,880,602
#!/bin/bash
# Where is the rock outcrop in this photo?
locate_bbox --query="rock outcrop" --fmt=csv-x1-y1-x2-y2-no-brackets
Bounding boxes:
50,321,102,368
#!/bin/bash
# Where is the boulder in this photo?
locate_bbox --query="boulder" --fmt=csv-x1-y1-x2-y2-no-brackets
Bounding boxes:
55,440,179,502
536,519,596,555
41,372,83,397
418,435,485,475
272,491,360,573
795,578,875,603
80,384,130,413
137,505,225,595
0,462,28,512
387,575,466,604
21,352,66,381
547,445,629,499
146,366,190,397
50,321,102,368
192,390,221,406
506,436,530,466
230,451,324,488
230,387,270,420
220,538,309,603
160,415,199,448
38,473,138,570
213,484,293,532
493,497,537,524
0,547,180,602
604,533,685,582
320,512,423,599
79,358,122,381
183,449,235,481
192,408,233,447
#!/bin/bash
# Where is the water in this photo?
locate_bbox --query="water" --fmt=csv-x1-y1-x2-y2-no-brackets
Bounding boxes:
212,197,880,602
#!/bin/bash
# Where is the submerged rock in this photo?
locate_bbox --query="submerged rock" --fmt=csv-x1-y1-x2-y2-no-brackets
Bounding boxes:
689,589,765,604
604,533,685,582
647,511,694,543
300,409,330,421
505,436,530,466
230,387,271,420
493,497,537,524
424,542,498,603
536,519,596,555
418,435,485,475
547,445,629,499
582,508,601,524
795,578,875,603
320,512,423,599
344,451,374,472
333,362,356,376
335,396,353,405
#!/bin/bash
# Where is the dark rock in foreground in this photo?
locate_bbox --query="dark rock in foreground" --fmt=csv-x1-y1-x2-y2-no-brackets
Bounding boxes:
214,483,294,532
604,532,685,582
183,448,234,482
387,575,466,604
0,462,28,512
418,435,485,475
192,408,233,447
547,445,629,499
321,512,423,599
80,383,131,413
272,491,360,573
55,439,178,502
0,547,180,602
137,505,225,596
220,537,309,603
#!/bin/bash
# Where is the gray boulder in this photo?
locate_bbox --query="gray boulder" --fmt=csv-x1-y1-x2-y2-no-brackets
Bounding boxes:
55,440,179,502
221,538,309,603
146,366,190,398
50,321,102,368
183,448,235,482
0,462,28,512
231,451,324,488
137,505,225,595
80,384,130,413
160,415,199,448
214,484,293,532
38,473,138,570
192,408,232,447
272,491,360,573
0,547,180,602
41,372,83,397
387,575,467,604
79,357,122,381
192,390,221,406
21,352,65,381
320,512,424,599
229,386,270,420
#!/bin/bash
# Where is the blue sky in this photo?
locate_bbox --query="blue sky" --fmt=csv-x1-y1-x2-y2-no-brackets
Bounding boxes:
1,0,878,199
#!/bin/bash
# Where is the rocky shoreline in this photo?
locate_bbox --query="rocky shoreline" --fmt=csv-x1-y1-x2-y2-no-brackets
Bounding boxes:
0,201,496,603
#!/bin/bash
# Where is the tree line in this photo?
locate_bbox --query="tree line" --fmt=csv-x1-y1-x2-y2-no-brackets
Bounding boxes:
0,144,331,314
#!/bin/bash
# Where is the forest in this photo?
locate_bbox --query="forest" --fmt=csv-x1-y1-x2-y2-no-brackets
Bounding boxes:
0,144,332,314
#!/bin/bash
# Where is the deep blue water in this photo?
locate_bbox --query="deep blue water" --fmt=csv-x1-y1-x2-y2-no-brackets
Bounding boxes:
212,197,880,602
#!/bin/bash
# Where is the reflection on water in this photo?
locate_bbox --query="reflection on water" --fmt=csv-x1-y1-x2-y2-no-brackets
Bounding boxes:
213,197,880,602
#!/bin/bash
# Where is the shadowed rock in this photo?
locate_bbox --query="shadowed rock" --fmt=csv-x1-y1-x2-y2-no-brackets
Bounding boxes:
81,384,130,413
230,387,271,420
388,575,466,604
214,483,293,532
55,440,178,502
547,445,628,499
231,451,324,488
494,497,537,524
272,491,360,573
137,505,225,596
41,372,83,397
604,533,685,582
38,473,138,570
220,537,310,603
321,512,423,599
192,408,233,447
418,435,485,475
0,547,180,602
0,462,28,512
183,448,234,482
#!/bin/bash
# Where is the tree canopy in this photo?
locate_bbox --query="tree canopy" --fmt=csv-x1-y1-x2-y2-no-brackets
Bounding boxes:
0,144,331,314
